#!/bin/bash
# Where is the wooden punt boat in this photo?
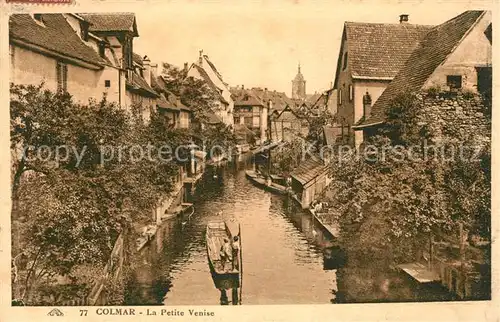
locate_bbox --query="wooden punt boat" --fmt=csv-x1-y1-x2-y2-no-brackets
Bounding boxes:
245,170,289,195
205,221,241,290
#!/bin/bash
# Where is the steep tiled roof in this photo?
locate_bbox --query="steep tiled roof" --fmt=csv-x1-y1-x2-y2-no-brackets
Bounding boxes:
157,94,176,110
203,55,227,86
306,93,322,106
276,105,307,122
126,72,158,97
133,52,143,66
205,111,223,124
250,88,294,111
153,75,191,112
357,11,485,127
10,14,106,67
234,92,264,106
191,64,228,105
290,157,328,186
234,123,255,136
334,21,432,87
79,13,138,36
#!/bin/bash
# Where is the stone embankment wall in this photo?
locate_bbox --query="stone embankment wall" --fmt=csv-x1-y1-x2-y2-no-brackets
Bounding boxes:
415,91,491,144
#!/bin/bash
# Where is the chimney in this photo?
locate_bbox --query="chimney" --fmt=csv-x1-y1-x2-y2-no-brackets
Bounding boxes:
184,62,188,73
198,49,203,65
399,14,409,24
151,63,158,77
363,91,372,120
143,55,151,86
242,85,244,90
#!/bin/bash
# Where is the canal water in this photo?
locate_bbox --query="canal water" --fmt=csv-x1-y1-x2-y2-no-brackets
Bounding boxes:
125,155,453,305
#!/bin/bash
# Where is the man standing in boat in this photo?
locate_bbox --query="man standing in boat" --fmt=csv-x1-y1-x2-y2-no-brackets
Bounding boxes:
220,238,233,272
231,236,240,271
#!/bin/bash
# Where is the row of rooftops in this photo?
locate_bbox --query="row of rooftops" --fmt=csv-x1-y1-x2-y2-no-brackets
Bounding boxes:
230,85,323,117
9,13,201,115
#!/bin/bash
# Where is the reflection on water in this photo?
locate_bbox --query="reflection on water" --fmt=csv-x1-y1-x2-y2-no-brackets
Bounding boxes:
125,156,336,305
125,155,454,305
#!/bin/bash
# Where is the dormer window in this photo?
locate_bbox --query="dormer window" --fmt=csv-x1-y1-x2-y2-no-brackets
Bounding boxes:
98,43,105,58
33,14,43,23
32,14,45,26
80,22,90,41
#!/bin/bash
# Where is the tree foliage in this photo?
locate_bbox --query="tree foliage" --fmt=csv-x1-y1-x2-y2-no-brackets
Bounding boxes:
306,109,336,150
10,84,183,303
325,92,491,265
270,138,304,176
160,63,236,154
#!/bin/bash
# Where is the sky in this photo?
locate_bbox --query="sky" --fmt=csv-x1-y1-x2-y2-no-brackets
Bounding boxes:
129,1,493,96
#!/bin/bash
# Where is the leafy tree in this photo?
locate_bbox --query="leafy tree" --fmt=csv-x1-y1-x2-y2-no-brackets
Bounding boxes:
270,138,304,176
306,109,336,150
161,63,217,124
324,91,491,267
160,63,236,156
10,84,185,303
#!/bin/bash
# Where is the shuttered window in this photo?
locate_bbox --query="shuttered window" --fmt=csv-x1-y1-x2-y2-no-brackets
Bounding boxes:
56,61,68,92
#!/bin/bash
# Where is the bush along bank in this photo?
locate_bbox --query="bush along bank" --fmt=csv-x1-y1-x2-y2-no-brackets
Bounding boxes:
10,83,236,305
322,90,491,300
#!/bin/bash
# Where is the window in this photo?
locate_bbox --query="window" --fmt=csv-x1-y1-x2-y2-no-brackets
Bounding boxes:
244,116,253,127
338,89,342,105
99,43,105,58
56,61,68,92
105,80,111,88
342,52,348,70
234,116,240,124
33,14,43,23
447,75,462,90
349,84,353,101
80,23,89,41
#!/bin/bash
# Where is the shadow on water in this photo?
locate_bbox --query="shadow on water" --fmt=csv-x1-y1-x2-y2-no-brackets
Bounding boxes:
124,153,338,305
124,152,452,305
333,264,455,303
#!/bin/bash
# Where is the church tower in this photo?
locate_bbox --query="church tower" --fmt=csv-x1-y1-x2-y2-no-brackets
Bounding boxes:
291,63,306,100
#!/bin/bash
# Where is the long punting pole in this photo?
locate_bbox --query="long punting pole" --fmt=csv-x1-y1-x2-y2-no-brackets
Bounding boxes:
238,223,243,305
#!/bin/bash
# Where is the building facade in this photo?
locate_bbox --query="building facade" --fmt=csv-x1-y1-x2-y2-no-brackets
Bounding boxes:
270,105,309,142
354,10,492,140
332,14,432,147
10,14,125,105
187,52,234,128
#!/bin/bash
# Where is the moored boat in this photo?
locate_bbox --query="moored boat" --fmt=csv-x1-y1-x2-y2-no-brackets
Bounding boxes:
205,221,241,290
245,170,289,195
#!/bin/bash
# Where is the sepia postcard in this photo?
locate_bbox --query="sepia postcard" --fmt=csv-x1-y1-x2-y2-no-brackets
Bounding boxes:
0,0,498,321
